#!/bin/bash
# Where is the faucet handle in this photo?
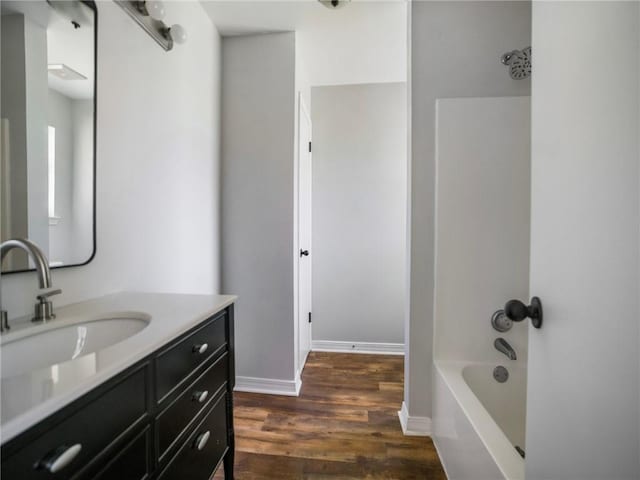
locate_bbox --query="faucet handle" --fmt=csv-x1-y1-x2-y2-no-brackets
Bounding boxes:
37,289,62,302
1,311,9,333
33,289,62,323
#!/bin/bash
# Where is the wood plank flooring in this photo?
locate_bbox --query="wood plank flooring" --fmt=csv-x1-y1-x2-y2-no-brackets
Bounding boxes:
214,352,446,479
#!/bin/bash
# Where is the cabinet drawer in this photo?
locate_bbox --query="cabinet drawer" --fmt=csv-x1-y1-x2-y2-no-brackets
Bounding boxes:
157,352,228,460
91,427,150,480
157,393,228,480
156,312,227,403
1,365,149,480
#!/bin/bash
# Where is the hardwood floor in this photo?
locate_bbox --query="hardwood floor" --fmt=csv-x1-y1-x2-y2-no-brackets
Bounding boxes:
214,352,446,479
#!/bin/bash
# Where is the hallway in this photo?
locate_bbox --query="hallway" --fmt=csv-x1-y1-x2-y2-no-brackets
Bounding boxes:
216,352,446,479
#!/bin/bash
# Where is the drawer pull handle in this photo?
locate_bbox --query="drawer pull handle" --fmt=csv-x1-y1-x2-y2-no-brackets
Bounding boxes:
193,431,211,451
38,443,82,473
192,390,209,403
192,343,208,355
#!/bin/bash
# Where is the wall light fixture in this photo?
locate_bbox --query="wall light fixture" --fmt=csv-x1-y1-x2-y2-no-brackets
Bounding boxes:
115,1,187,51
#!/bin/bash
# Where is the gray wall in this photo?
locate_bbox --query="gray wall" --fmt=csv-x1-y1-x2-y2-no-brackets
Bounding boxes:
221,33,297,382
409,1,531,419
70,99,93,264
1,14,31,269
24,11,49,258
311,83,406,345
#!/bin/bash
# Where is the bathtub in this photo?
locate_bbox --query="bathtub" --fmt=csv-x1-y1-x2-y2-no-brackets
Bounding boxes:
433,362,526,480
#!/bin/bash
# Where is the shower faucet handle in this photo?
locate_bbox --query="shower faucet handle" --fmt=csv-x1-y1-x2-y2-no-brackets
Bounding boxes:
504,297,543,329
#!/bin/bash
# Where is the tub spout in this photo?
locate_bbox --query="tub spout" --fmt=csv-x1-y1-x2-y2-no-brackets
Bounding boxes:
494,338,517,360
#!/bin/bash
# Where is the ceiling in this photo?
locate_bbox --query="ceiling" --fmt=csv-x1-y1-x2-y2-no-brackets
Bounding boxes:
200,0,406,36
200,0,408,86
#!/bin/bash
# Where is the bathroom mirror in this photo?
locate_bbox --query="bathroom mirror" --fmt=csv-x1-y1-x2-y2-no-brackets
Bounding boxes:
1,0,96,273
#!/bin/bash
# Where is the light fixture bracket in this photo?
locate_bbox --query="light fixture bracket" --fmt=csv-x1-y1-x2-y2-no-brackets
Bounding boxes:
318,0,351,9
115,1,173,51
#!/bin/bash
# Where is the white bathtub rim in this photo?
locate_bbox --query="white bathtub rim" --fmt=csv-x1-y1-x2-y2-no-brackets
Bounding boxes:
435,361,525,480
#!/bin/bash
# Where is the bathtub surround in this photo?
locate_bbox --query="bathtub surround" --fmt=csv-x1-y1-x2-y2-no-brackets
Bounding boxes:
311,83,407,349
221,33,298,395
408,1,531,429
432,96,530,479
527,2,640,478
1,2,222,316
433,97,530,366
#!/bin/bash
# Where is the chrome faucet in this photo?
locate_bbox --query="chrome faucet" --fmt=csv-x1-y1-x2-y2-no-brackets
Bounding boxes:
494,337,517,360
0,238,62,332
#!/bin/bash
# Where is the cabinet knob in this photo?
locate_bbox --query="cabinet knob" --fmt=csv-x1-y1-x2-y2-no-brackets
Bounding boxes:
37,443,82,473
192,390,209,403
192,343,208,354
193,431,211,451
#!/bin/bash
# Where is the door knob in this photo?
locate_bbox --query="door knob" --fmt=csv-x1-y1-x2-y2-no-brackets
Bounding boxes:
300,250,309,257
504,296,543,329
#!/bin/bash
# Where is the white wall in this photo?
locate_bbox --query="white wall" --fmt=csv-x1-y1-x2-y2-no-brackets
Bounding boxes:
70,99,94,264
221,33,297,383
408,1,531,421
1,1,222,318
311,83,406,346
434,96,530,364
527,2,639,479
295,2,406,88
46,92,95,266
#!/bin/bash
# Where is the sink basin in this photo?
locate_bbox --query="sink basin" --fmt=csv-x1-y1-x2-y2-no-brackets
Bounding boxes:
1,313,150,378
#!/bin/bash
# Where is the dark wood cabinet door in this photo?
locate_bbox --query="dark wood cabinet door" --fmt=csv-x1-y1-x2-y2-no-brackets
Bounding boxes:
1,365,149,480
90,427,151,480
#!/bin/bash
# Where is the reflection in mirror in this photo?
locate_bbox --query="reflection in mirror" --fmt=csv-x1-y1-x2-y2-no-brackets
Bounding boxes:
1,0,96,273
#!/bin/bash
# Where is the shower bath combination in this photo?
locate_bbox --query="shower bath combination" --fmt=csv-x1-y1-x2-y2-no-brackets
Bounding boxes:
501,46,531,79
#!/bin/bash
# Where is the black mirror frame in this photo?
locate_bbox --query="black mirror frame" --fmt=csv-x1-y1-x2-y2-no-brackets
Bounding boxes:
3,0,98,275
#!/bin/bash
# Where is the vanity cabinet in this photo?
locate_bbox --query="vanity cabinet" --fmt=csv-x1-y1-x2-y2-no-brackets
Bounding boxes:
1,305,235,480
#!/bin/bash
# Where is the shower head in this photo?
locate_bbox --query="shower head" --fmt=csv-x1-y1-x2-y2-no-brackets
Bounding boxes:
501,47,531,80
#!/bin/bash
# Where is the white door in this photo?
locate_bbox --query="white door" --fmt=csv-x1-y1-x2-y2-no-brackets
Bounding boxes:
298,97,313,373
526,3,639,479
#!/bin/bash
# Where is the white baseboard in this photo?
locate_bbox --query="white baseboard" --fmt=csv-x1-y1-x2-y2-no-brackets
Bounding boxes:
312,340,405,355
234,375,301,397
398,401,432,436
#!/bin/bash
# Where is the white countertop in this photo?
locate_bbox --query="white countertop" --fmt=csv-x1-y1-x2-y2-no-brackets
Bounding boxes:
0,291,236,444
